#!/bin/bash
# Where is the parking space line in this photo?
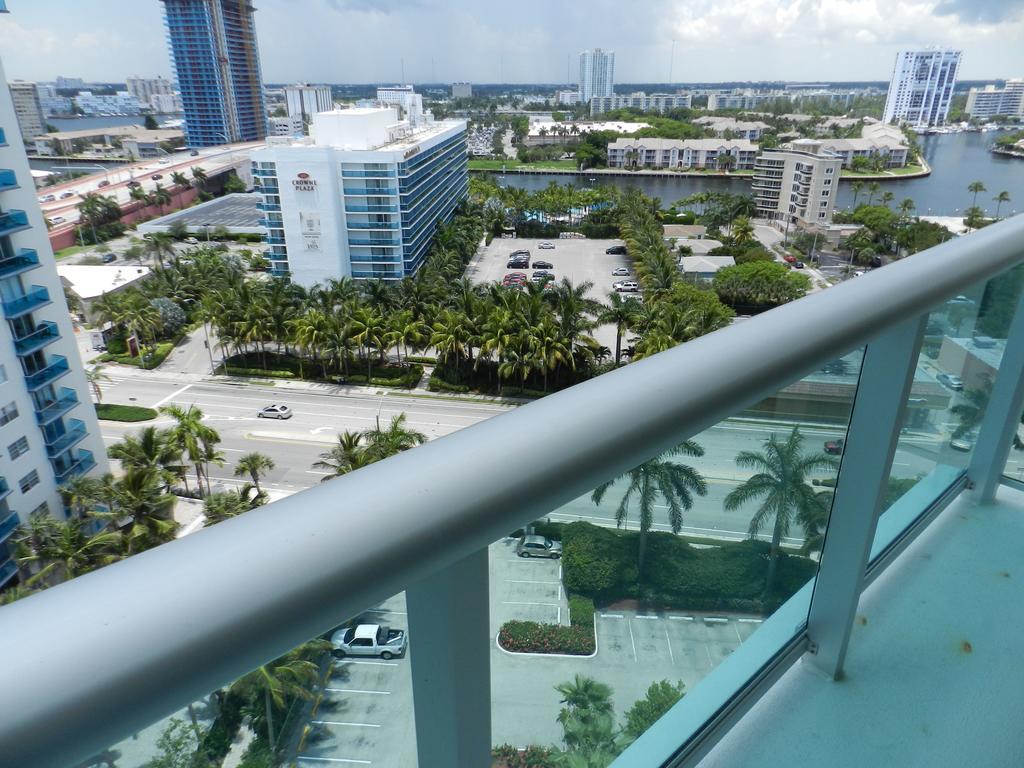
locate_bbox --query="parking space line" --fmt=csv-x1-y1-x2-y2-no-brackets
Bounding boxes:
704,617,729,624
669,616,694,621
705,645,713,665
502,600,560,606
737,618,763,623
335,660,398,667
312,720,382,728
733,623,743,643
627,619,637,662
600,613,623,619
504,579,562,585
326,688,391,695
633,615,659,620
366,608,407,615
298,758,372,765
665,627,675,665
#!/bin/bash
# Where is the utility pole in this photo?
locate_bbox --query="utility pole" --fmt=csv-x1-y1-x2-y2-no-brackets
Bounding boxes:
669,40,676,85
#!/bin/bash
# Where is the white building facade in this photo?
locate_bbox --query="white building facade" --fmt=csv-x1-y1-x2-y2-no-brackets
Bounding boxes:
284,84,333,124
7,82,45,140
125,76,174,106
752,140,843,225
269,115,304,137
0,55,108,587
965,80,1024,120
882,48,962,128
451,82,472,99
607,137,759,170
578,49,614,103
590,92,692,116
73,91,142,116
253,107,468,286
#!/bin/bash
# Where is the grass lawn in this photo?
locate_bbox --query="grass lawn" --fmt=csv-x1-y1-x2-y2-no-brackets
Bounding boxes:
95,403,159,422
841,163,927,178
468,158,579,171
54,244,93,260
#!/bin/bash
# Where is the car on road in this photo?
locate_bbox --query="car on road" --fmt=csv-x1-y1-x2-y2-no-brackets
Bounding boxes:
794,261,805,269
612,267,630,276
936,373,964,391
185,237,199,244
151,174,163,180
59,191,75,200
824,438,845,455
97,180,111,188
532,260,553,270
257,404,292,419
614,281,640,292
127,180,141,188
516,534,562,558
506,259,529,269
331,624,407,660
509,249,530,257
190,150,200,156
605,245,627,255
950,432,976,452
783,255,796,264
49,216,65,225
871,255,882,268
538,242,555,249
101,253,117,264
38,194,56,203
948,295,975,306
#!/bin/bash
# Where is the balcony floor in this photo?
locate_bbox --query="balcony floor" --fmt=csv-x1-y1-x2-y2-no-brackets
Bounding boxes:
698,484,1024,768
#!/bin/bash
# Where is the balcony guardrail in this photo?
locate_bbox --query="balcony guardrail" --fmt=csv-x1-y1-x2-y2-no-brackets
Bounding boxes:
347,221,400,230
44,420,87,458
24,355,69,391
348,237,401,246
0,509,18,539
35,387,79,426
0,127,7,146
343,187,398,196
3,217,1024,768
264,236,285,245
0,247,40,279
2,285,50,319
0,209,30,237
0,559,17,588
53,449,95,485
0,169,18,192
0,478,10,503
13,320,60,357
346,204,399,213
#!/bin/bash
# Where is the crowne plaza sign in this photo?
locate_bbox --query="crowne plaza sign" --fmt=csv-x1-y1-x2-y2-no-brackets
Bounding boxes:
292,172,317,191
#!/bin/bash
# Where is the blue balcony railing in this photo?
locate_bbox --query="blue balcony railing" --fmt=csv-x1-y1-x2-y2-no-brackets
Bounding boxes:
35,387,79,426
13,320,60,357
0,127,7,147
341,170,397,178
0,478,10,503
347,221,400,230
0,169,18,193
53,448,95,485
0,209,30,238
0,509,18,539
45,419,87,458
24,355,69,391
346,204,399,213
343,187,398,196
2,285,50,318
0,558,16,588
264,236,285,245
348,237,401,246
0,248,40,279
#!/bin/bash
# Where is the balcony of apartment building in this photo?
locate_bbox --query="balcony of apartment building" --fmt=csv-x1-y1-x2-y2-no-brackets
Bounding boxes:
43,418,87,459
0,168,18,193
0,208,30,238
35,387,79,427
52,448,96,485
0,127,7,146
12,320,60,357
4,218,1024,768
343,184,398,197
23,354,69,392
1,283,50,319
0,246,39,280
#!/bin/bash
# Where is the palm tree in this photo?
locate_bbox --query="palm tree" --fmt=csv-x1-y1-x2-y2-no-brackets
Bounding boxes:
350,306,387,381
233,452,275,496
150,184,172,214
591,441,707,575
898,198,916,221
528,316,574,392
730,215,755,245
850,181,863,207
190,166,208,192
951,376,991,439
108,467,178,553
363,412,426,460
313,431,370,480
866,182,881,207
16,516,121,587
880,191,894,209
968,180,986,209
723,427,838,597
554,675,619,760
143,232,176,271
85,364,110,403
160,404,221,497
107,425,185,492
994,191,1011,220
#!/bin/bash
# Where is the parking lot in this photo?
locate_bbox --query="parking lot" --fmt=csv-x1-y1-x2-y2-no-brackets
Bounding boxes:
490,537,570,630
467,237,633,351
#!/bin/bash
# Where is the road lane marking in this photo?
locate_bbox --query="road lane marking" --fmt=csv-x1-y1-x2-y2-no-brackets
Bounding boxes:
152,383,192,409
335,660,397,667
737,618,763,624
633,615,659,620
600,613,624,619
504,579,562,585
665,628,675,664
365,608,407,615
669,616,694,621
627,619,637,662
502,601,559,607
297,758,372,765
704,617,729,624
325,688,391,695
312,720,382,728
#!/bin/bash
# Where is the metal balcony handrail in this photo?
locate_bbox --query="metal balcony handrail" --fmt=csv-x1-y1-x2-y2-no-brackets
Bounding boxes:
2,216,1024,768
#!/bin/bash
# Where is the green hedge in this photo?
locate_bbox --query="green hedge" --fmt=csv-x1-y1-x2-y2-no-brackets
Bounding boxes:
96,340,176,370
427,372,470,393
498,620,595,655
568,595,595,627
491,745,557,767
560,522,815,613
224,366,296,379
95,403,158,422
405,355,437,364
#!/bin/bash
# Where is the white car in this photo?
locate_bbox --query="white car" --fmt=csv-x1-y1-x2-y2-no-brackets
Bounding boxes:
538,242,555,249
331,624,407,659
614,281,640,293
257,404,292,419
612,267,630,276
38,194,56,203
49,216,66,225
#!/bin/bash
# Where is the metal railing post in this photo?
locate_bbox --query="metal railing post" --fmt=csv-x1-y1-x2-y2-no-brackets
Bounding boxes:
406,547,491,767
969,279,1024,502
806,316,926,679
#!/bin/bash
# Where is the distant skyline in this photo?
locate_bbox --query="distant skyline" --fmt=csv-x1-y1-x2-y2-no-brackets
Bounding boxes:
1,1,1023,85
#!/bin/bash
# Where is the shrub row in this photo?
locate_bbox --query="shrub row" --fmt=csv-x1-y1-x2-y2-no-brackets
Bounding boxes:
404,354,437,365
95,403,158,422
560,522,815,613
427,372,470,393
491,744,557,767
498,620,595,655
568,595,595,628
224,366,296,379
97,340,176,370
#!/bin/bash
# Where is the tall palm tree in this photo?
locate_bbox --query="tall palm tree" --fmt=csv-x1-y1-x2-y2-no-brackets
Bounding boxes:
314,431,370,480
233,452,275,496
723,427,838,597
528,316,574,392
968,180,986,209
591,441,707,575
898,198,916,221
190,166,208,192
880,191,895,209
994,191,1011,220
850,181,863,207
350,306,387,380
866,182,881,207
85,364,110,403
363,412,426,460
108,467,178,553
107,425,185,492
143,232,176,271
160,404,220,497
16,516,121,587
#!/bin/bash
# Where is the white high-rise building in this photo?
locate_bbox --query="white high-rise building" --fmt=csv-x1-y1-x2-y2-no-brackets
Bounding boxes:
965,80,1024,120
252,106,467,287
376,85,427,127
752,140,843,226
7,81,45,140
882,48,962,128
0,55,108,587
125,76,174,106
284,84,333,124
451,82,472,99
578,49,615,104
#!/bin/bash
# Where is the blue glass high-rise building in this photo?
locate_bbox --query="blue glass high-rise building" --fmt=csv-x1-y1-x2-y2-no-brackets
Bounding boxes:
161,0,268,147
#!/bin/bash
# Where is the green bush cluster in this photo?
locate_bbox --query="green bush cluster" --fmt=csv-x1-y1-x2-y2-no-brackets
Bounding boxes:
561,522,815,612
427,372,470,393
568,595,595,627
491,744,557,767
498,619,595,655
224,366,296,379
97,340,177,370
95,403,158,422
404,354,437,364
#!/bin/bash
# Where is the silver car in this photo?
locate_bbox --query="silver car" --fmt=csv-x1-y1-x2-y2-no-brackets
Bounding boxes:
257,404,292,419
516,534,562,558
331,624,407,659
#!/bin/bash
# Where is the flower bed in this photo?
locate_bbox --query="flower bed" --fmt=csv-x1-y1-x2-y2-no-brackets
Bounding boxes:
498,619,595,655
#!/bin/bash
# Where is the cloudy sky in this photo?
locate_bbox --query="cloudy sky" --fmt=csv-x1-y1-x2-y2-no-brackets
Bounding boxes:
1,0,1022,84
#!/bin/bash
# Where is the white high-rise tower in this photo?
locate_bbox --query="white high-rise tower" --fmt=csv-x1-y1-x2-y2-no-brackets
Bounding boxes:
579,49,615,104
882,48,962,129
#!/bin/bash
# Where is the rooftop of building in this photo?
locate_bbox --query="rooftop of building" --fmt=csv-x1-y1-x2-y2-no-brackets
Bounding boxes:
693,116,772,130
528,119,650,136
263,107,464,153
610,136,758,151
136,193,262,235
680,255,735,272
663,224,708,238
39,125,184,142
56,264,151,300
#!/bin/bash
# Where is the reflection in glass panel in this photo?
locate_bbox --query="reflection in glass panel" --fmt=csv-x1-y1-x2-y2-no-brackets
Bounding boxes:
885,266,1024,516
491,351,862,757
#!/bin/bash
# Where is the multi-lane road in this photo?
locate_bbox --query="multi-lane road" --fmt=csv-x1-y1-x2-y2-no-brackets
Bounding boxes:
99,370,950,544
